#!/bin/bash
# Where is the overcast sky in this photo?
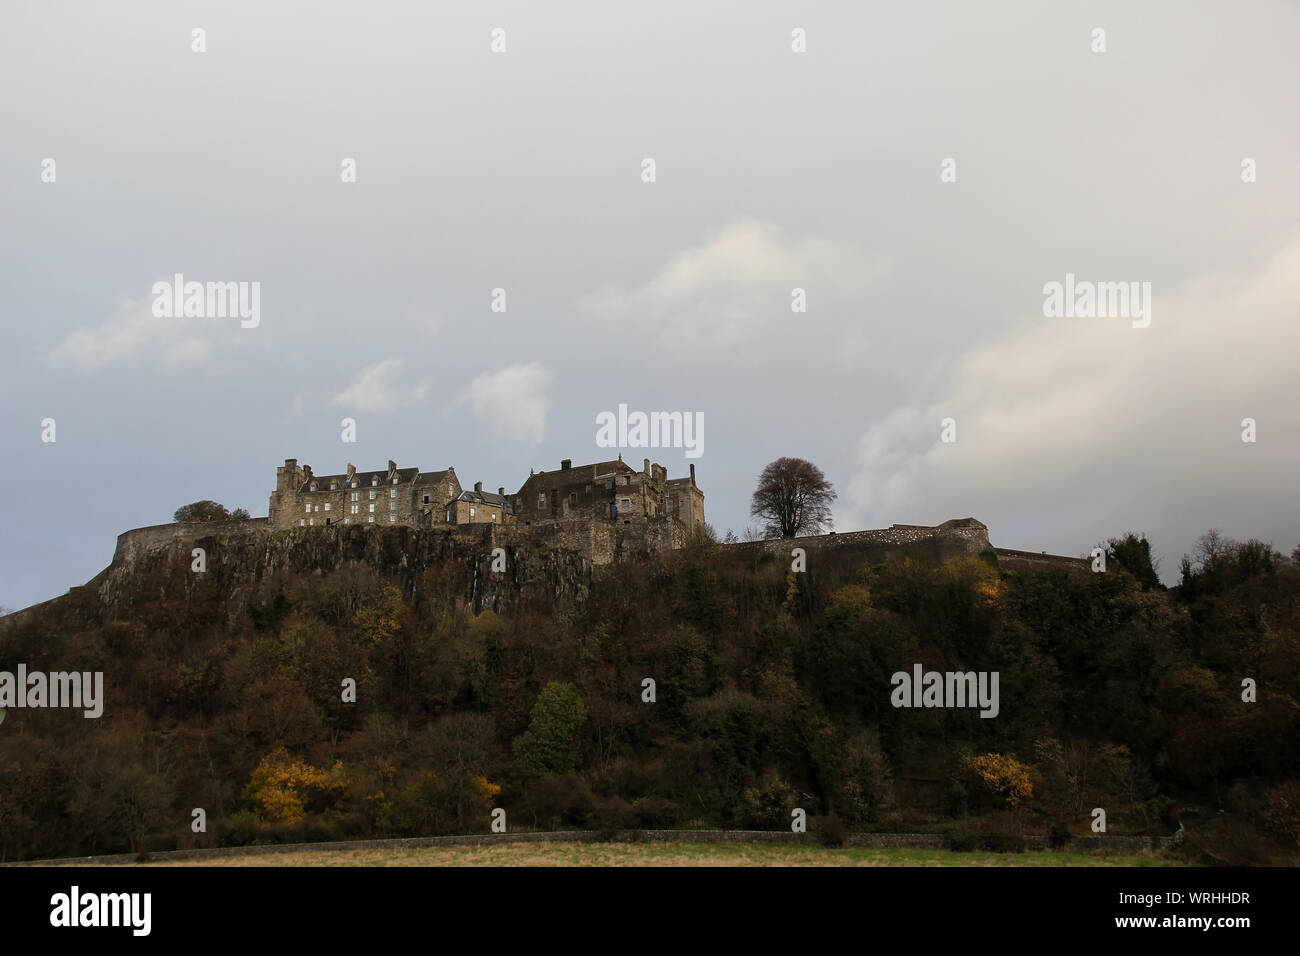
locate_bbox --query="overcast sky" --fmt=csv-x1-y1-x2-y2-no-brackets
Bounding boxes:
3,0,1298,609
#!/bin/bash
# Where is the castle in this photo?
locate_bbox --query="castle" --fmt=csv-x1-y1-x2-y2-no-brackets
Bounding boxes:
267,455,706,549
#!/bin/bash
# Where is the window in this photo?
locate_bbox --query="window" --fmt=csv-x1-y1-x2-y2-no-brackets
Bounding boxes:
390,489,396,498
351,504,359,515
330,481,337,490
491,513,497,521
390,501,396,511
299,519,305,526
314,505,319,512
446,508,452,522
310,482,317,491
351,480,357,488
305,504,311,513
309,517,314,525
351,492,359,501
368,515,375,523
389,514,396,522
372,477,378,486
423,495,429,504
392,477,398,485
539,492,546,506
369,490,376,500
569,492,576,506
606,479,613,490
470,506,476,519
344,517,350,524
621,499,631,513
324,503,331,512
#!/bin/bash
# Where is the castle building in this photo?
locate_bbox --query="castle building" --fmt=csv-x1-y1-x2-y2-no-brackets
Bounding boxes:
267,455,704,542
268,459,461,528
512,456,705,536
447,483,512,524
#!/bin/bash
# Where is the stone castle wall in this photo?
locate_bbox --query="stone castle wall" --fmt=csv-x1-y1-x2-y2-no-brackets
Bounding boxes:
111,517,270,566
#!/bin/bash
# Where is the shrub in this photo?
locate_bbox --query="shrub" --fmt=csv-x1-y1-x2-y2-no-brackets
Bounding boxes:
818,812,847,847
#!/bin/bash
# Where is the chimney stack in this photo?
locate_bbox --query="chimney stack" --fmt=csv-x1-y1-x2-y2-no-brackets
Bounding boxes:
561,459,572,470
498,487,505,496
474,481,483,493
643,458,650,476
689,463,695,484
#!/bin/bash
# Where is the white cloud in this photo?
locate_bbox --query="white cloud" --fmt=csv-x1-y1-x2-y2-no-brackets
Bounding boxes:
50,293,217,369
458,362,554,445
579,218,891,360
48,283,268,370
332,357,431,414
842,239,1300,574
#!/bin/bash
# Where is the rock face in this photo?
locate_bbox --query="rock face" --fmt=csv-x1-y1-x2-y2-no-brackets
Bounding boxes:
96,523,593,618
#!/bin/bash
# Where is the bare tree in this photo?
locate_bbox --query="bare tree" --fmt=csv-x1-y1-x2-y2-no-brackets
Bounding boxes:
749,457,837,539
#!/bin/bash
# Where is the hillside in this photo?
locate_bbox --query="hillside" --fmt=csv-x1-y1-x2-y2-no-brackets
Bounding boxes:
2,524,1298,864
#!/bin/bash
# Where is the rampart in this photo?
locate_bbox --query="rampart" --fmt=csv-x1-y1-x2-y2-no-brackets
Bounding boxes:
111,517,270,566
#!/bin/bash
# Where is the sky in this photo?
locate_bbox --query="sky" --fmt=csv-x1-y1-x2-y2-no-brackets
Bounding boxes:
2,0,1298,609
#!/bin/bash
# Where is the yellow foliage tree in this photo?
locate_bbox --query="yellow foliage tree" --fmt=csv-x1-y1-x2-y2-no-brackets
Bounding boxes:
353,585,405,644
245,747,349,824
963,752,1034,808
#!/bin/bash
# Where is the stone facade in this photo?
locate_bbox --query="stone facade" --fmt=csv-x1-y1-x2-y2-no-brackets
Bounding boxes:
268,459,461,530
513,456,705,549
448,483,512,525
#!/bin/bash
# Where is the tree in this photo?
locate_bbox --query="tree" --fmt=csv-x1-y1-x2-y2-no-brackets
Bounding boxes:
174,500,233,522
1107,533,1161,589
513,682,587,778
749,457,837,539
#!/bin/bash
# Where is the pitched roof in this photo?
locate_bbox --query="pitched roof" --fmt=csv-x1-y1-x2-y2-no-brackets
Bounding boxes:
457,489,509,507
300,466,452,492
523,459,633,491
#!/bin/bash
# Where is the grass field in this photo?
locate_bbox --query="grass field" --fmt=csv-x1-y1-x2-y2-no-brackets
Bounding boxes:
120,842,1186,867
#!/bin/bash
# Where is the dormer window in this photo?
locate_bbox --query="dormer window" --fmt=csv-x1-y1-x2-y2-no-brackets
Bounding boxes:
351,481,357,488
310,482,317,491
371,477,378,486
330,481,337,490
392,477,398,485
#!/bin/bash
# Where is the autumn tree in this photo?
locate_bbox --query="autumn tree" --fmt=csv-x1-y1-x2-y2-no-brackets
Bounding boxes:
749,457,837,539
962,753,1034,809
245,747,348,824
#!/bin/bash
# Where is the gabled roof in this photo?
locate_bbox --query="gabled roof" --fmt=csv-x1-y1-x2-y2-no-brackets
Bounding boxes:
412,470,454,487
522,459,633,492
